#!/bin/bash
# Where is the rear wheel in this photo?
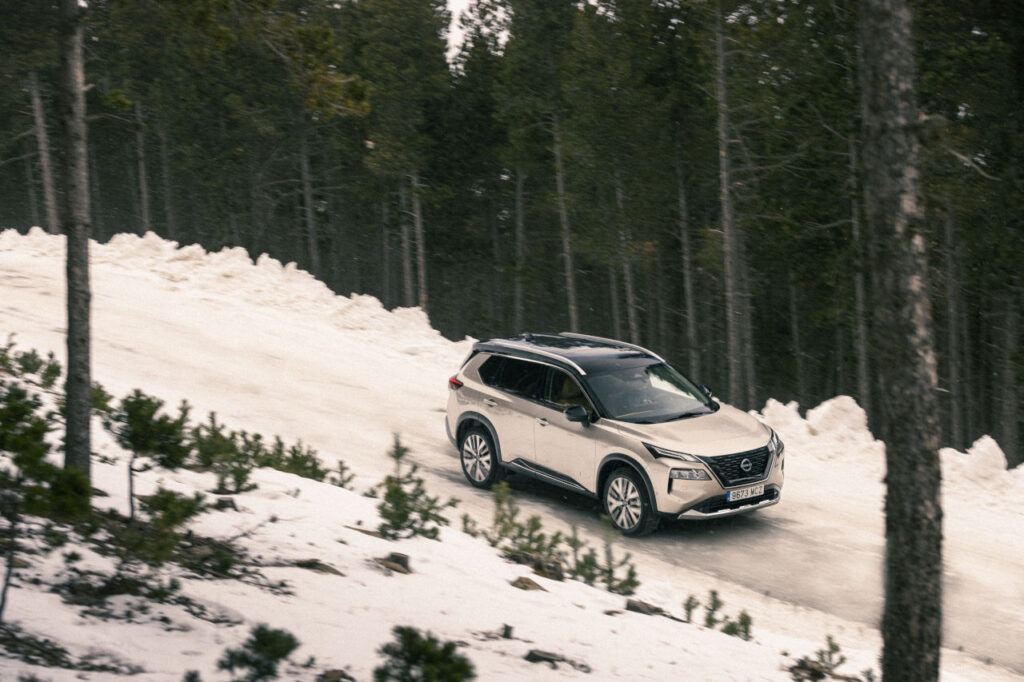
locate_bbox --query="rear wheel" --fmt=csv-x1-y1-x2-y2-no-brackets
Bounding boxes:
603,467,659,536
459,425,502,489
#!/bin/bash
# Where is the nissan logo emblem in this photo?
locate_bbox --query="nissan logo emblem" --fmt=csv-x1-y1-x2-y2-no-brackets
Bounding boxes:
740,458,753,473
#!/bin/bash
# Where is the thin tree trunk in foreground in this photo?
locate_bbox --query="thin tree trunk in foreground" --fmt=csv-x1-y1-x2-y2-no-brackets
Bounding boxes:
60,0,92,482
859,0,943,678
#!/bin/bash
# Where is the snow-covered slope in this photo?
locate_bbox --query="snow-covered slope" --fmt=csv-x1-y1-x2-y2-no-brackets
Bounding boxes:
1,228,1021,681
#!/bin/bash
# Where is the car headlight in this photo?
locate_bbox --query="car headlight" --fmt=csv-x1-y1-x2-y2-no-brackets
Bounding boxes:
669,468,711,480
644,442,701,462
767,429,784,456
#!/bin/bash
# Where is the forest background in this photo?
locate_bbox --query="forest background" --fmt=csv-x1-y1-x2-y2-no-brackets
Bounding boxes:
0,0,1020,467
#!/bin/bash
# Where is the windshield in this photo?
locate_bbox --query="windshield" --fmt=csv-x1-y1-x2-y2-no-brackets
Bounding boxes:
585,361,714,423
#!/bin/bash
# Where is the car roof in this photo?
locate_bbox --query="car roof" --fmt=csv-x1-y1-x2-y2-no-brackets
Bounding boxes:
472,332,665,375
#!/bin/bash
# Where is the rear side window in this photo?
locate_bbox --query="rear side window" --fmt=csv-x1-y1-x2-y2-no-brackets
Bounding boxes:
478,355,547,401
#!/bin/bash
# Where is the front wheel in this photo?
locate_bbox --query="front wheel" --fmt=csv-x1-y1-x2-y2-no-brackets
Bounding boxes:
603,467,659,536
459,425,502,489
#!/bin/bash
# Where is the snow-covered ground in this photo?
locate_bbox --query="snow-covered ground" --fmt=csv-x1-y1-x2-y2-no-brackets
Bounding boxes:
1,227,1022,681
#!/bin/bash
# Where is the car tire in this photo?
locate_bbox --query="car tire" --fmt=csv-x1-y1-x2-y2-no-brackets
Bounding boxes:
603,467,659,536
459,425,503,489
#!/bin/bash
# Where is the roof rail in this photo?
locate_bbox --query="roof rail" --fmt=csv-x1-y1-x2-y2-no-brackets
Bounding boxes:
558,332,666,363
482,339,587,375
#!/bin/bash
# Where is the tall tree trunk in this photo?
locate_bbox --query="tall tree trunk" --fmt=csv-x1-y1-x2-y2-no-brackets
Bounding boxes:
59,0,92,483
134,101,151,235
398,183,414,308
739,235,757,408
158,119,178,241
675,141,700,378
943,202,964,449
788,269,807,403
300,128,321,279
859,0,943,678
552,112,578,332
608,267,622,340
381,198,392,309
25,154,40,228
513,166,527,331
410,170,428,312
716,2,742,406
1001,287,1020,466
850,135,872,421
615,171,640,344
28,70,59,235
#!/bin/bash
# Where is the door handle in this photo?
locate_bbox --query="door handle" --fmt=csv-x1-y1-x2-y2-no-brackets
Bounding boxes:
483,398,497,408
536,418,548,427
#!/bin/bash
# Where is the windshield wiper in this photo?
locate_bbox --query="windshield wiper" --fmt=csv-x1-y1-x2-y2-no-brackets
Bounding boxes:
662,407,710,422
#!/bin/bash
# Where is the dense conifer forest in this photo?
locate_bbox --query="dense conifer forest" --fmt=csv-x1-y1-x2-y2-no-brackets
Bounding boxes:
0,0,1020,465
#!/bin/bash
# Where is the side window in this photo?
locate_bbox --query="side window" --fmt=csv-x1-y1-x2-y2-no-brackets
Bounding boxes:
547,370,593,415
477,356,505,387
500,358,547,401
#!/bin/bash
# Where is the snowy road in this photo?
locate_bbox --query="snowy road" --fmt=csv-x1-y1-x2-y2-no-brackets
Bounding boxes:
2,228,1022,678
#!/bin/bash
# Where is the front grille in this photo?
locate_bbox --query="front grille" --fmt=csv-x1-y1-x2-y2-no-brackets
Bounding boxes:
699,446,771,486
692,486,779,515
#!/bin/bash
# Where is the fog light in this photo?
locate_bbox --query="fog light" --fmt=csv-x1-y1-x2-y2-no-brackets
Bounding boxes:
669,468,710,481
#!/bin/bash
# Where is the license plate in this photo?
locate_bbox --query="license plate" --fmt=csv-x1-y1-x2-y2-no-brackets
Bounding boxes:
727,484,764,502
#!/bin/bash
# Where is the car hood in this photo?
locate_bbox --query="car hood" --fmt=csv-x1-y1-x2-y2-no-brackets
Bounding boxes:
609,403,770,457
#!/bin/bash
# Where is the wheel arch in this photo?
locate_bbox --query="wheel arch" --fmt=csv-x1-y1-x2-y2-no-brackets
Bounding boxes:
598,453,658,513
455,412,503,464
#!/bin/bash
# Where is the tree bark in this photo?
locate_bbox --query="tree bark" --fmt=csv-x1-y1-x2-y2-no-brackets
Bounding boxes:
788,269,807,403
552,112,578,332
513,166,527,331
410,171,428,312
615,171,640,344
675,141,700,378
134,101,151,235
716,1,742,406
398,183,414,308
25,154,40,228
158,119,178,241
300,127,321,279
850,135,872,421
1000,287,1019,466
608,267,622,341
59,0,92,482
943,202,964,449
859,0,943,678
28,70,59,235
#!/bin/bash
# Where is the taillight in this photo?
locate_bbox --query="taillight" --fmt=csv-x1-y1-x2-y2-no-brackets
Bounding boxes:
448,376,463,390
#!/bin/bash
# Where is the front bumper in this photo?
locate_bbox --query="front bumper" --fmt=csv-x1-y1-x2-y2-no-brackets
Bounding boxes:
675,484,781,519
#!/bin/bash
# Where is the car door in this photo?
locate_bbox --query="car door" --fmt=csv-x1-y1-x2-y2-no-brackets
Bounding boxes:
533,369,597,489
481,356,549,465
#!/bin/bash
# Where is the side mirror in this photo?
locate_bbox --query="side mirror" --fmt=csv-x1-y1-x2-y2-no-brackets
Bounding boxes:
564,405,590,425
700,384,713,399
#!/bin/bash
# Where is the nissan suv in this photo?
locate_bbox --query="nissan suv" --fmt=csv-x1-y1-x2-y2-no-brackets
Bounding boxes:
445,333,784,536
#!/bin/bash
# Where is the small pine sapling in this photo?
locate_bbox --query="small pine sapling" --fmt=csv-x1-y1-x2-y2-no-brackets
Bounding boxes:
704,589,724,628
103,389,190,521
135,488,207,564
374,626,475,682
683,595,700,623
598,522,639,596
721,610,753,641
328,460,355,489
377,435,458,540
217,624,299,682
567,525,599,585
485,482,564,566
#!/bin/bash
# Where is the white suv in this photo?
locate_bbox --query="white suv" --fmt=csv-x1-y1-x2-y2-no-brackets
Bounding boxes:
445,333,784,536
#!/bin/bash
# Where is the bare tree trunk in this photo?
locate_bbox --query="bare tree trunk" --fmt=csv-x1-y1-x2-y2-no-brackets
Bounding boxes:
398,183,414,308
615,171,640,344
300,128,321,278
513,166,527,331
943,203,964,449
410,171,428,312
381,198,392,308
850,136,872,420
608,267,622,340
716,1,742,406
25,155,40,228
1001,287,1019,466
739,237,757,408
675,142,700,377
859,0,943,677
552,112,578,332
158,119,178,241
59,0,92,483
28,70,59,235
134,101,152,235
89,140,104,241
788,269,807,403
